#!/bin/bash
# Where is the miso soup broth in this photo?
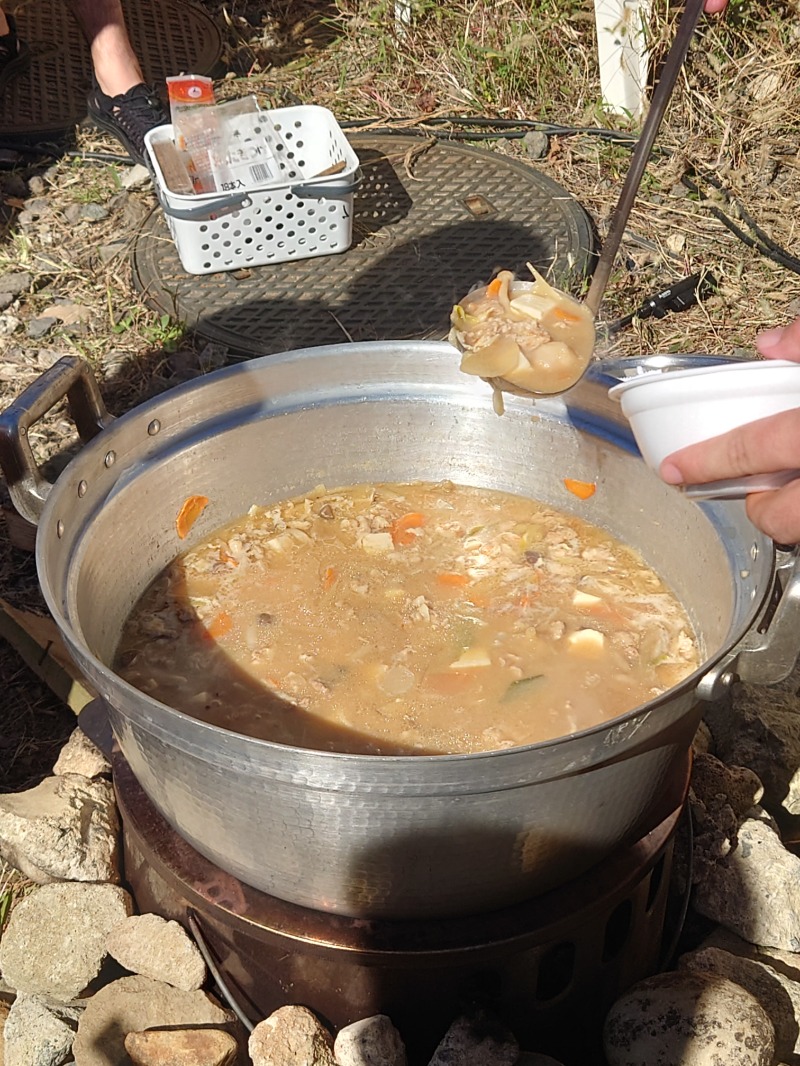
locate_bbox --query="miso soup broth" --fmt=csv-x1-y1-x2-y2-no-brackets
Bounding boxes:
116,481,700,756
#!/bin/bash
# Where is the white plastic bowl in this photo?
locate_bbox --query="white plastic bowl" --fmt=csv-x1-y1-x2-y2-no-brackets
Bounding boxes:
609,359,800,499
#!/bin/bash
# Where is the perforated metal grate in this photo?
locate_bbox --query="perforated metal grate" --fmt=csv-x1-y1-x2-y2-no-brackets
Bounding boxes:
0,0,222,140
133,134,596,358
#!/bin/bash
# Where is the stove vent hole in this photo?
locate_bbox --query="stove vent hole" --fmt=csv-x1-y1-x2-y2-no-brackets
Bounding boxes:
645,854,666,913
535,941,575,1002
602,899,633,963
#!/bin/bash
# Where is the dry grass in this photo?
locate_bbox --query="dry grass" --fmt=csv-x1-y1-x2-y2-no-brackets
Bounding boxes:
0,0,799,787
0,859,37,934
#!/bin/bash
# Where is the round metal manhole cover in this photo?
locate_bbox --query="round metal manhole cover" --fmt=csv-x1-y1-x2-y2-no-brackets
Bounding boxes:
0,0,222,141
133,135,596,357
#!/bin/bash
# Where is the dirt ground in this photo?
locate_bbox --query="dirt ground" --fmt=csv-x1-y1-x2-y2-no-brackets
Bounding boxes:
1,0,799,791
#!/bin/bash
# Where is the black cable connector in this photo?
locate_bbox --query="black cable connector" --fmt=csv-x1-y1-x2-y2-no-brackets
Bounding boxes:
604,271,718,335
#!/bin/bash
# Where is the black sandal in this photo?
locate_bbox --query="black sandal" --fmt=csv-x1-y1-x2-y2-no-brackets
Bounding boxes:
86,80,168,165
0,14,31,94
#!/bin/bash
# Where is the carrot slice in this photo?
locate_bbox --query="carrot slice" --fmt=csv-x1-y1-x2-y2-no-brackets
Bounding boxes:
551,305,583,324
436,572,470,587
425,671,474,695
486,277,503,298
390,512,426,546
563,478,596,501
322,565,338,590
176,494,209,539
205,610,233,639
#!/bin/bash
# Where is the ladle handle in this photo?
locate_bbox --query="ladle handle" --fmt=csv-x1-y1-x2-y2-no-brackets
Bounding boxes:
584,0,706,317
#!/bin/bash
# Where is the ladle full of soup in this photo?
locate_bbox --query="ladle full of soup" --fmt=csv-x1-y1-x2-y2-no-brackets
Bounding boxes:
450,267,596,409
450,0,706,406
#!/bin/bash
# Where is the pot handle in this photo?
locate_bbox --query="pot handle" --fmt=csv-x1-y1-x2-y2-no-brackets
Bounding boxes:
696,546,800,697
0,355,111,525
736,546,800,684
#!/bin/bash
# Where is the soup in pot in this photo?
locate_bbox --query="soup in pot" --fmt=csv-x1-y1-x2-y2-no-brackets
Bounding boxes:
116,481,700,756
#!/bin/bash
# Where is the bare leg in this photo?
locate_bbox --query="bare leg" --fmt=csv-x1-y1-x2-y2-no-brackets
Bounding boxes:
69,0,144,96
0,9,9,37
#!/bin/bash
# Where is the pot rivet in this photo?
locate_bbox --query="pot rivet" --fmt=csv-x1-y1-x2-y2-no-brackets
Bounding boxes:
148,419,161,436
56,520,64,538
78,480,88,498
104,451,116,468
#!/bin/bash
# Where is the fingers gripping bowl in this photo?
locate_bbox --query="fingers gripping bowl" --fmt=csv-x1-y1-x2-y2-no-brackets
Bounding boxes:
609,359,800,499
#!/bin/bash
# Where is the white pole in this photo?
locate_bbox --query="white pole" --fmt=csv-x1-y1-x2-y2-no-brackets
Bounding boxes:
594,0,653,117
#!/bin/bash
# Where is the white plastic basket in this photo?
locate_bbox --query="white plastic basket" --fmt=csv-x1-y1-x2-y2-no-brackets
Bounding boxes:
144,104,361,276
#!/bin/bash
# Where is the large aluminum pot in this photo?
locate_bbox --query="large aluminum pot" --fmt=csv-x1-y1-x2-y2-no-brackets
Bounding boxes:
1,343,798,920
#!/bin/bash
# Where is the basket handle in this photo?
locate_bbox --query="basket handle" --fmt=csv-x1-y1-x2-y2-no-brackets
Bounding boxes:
290,167,363,199
154,183,253,222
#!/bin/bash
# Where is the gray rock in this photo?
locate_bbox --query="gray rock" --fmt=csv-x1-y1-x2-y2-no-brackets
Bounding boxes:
604,970,775,1066
30,253,62,276
36,348,65,369
52,728,111,779
0,881,133,999
693,812,800,951
523,131,549,159
690,753,763,885
692,720,714,756
73,976,232,1065
706,680,800,821
428,1013,519,1066
22,197,50,217
198,342,229,372
680,942,800,1061
122,197,150,228
0,292,13,311
63,204,84,226
0,314,20,335
334,1015,407,1066
27,175,46,195
0,773,120,884
26,317,57,340
79,203,109,222
249,1005,335,1066
124,1027,238,1066
105,913,206,991
119,164,152,190
0,271,31,296
692,752,763,818
4,994,80,1066
98,239,128,265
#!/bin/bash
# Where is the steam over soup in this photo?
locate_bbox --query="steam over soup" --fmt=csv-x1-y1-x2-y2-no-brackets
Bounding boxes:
116,481,700,756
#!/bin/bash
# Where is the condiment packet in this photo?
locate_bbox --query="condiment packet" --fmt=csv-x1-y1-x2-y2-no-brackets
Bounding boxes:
209,101,291,192
167,75,217,192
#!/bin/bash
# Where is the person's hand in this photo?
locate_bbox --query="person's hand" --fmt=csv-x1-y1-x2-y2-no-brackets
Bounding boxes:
756,316,800,361
703,0,728,11
659,317,800,543
660,410,800,543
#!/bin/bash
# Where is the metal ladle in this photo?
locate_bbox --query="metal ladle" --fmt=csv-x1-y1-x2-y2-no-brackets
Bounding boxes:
475,0,706,400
